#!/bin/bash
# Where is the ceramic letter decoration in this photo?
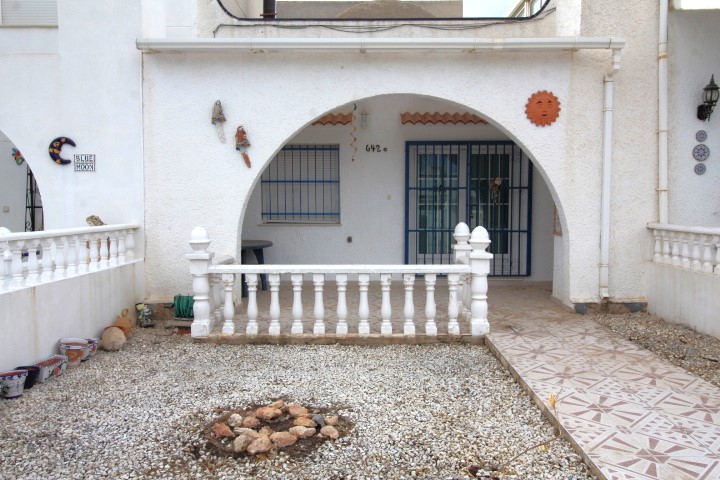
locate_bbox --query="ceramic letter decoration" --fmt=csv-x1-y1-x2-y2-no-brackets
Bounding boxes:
526,91,561,126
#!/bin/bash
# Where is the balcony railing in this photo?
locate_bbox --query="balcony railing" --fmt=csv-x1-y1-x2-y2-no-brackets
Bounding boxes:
0,224,141,292
188,222,492,339
647,223,720,274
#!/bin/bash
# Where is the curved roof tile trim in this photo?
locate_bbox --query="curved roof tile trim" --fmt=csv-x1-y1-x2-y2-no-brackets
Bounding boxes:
312,112,353,126
401,112,489,125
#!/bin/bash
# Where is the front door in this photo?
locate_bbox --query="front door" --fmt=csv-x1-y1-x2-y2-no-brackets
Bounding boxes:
405,141,532,276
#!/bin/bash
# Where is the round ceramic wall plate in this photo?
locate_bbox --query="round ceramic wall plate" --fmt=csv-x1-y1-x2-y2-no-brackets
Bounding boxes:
695,163,706,175
696,130,708,142
693,144,710,161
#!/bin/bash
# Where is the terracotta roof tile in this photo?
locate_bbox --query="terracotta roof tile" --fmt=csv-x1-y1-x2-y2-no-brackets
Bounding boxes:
400,112,488,125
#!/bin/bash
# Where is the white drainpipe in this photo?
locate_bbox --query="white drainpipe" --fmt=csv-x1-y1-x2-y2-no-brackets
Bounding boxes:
658,0,669,224
600,51,622,301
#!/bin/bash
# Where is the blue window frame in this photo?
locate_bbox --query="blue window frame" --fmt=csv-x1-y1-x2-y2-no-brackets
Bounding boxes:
261,144,340,224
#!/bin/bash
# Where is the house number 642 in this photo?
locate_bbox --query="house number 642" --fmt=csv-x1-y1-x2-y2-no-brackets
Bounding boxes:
365,144,388,152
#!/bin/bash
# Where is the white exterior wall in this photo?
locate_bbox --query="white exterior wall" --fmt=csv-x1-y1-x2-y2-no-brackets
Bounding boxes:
240,94,555,282
0,1,144,237
667,10,720,227
0,132,27,232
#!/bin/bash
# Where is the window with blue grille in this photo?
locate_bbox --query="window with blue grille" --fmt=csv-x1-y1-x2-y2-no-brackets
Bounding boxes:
261,144,340,224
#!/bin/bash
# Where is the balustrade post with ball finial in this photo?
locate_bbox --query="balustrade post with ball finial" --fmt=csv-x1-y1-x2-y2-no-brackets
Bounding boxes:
188,227,215,337
468,226,493,336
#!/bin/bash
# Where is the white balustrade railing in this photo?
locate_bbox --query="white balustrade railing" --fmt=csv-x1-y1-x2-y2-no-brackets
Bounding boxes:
647,223,720,275
0,224,141,292
187,222,493,338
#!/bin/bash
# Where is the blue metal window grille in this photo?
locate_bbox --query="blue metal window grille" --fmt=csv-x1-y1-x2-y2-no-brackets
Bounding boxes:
261,144,340,223
405,141,532,276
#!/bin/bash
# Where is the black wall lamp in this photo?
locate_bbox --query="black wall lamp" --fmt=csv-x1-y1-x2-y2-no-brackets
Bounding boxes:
697,75,720,121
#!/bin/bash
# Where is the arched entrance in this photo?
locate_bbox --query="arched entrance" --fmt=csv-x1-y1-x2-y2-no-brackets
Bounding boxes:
240,94,560,287
0,130,43,233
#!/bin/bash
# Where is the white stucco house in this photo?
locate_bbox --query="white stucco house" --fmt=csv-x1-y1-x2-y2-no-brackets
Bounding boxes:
1,0,719,368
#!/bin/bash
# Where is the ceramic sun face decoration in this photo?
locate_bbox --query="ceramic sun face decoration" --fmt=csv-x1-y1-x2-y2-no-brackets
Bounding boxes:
525,91,560,127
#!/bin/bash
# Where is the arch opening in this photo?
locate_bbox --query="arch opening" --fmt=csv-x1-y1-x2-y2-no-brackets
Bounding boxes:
237,93,569,299
0,130,44,233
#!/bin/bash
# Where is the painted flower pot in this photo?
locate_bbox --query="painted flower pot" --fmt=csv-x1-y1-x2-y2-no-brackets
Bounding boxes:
15,365,40,389
58,338,90,367
33,355,68,383
85,338,99,357
0,370,29,399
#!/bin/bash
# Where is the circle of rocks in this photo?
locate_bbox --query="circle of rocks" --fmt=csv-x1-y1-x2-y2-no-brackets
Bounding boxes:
203,399,350,458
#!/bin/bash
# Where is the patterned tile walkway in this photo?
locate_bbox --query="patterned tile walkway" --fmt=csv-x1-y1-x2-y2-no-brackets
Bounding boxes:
487,285,720,480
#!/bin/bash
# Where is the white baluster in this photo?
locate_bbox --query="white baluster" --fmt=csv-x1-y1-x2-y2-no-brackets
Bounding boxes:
681,234,692,269
671,233,681,267
313,273,326,335
87,234,100,272
117,230,127,265
424,273,437,336
336,274,348,335
662,231,671,264
713,236,720,275
246,273,259,335
212,274,222,323
691,235,702,271
453,222,472,321
25,239,40,286
39,238,54,283
358,273,370,335
380,273,392,335
221,273,236,335
108,232,119,267
463,272,472,322
54,236,67,279
78,235,90,274
702,235,714,273
188,227,214,337
99,235,109,269
1,242,10,291
468,226,492,336
652,229,662,264
9,240,24,289
291,273,304,334
402,273,415,335
126,230,136,261
268,273,281,335
66,235,78,276
447,273,460,335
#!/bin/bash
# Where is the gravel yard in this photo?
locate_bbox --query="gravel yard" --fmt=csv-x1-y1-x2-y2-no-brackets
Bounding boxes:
589,311,720,388
0,328,594,480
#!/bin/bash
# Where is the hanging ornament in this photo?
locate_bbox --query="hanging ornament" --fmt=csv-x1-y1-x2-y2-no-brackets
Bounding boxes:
211,100,227,142
350,103,358,161
235,126,251,168
11,147,25,166
48,136,75,165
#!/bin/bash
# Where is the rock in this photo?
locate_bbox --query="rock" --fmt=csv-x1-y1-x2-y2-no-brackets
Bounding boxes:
320,426,339,440
325,415,339,426
100,327,126,351
287,403,309,417
259,426,274,437
232,428,261,439
255,407,282,421
293,417,317,428
233,434,254,453
270,431,298,448
312,414,326,427
268,400,286,411
241,416,261,429
227,414,243,428
289,426,316,438
213,422,235,439
246,436,272,455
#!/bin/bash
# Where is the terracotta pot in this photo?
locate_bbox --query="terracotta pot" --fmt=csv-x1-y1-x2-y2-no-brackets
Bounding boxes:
0,370,29,399
33,355,68,383
85,338,99,357
15,365,40,389
58,338,90,367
